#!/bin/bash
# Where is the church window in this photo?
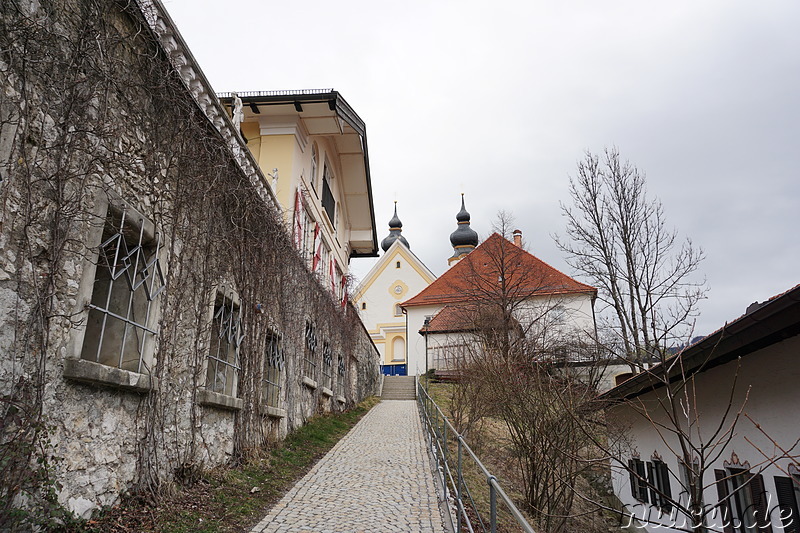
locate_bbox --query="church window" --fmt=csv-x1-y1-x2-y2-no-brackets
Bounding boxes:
396,261,401,268
391,337,405,361
394,304,403,316
361,302,367,310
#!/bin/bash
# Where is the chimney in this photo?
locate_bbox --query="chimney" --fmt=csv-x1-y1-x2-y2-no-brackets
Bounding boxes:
512,229,522,248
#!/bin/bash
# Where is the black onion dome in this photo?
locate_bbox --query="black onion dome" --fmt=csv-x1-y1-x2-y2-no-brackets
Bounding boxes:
449,195,479,249
381,203,410,252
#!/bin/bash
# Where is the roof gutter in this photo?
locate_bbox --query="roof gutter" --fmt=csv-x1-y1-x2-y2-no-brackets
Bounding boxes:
220,90,379,258
600,285,800,403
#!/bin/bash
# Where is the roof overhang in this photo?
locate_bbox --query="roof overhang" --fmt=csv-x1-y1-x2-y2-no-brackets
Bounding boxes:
600,285,800,403
219,90,378,258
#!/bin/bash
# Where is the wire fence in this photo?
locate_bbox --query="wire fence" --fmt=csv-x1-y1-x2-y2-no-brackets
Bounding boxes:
417,380,537,533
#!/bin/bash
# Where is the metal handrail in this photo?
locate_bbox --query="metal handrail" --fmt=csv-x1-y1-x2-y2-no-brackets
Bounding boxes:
417,380,536,533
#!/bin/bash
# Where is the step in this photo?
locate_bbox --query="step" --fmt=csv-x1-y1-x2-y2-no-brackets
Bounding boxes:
381,376,416,399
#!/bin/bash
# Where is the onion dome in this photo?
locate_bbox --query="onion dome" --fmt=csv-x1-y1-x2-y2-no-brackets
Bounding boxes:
380,202,410,252
448,194,478,264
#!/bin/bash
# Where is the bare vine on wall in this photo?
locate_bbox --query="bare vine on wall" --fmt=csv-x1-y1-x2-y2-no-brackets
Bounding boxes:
0,0,379,526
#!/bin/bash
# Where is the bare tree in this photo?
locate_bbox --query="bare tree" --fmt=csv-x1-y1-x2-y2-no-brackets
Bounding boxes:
555,150,762,533
430,214,611,532
556,148,707,372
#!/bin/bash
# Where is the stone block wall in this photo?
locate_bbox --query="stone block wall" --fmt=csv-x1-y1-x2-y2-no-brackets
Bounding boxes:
0,0,380,525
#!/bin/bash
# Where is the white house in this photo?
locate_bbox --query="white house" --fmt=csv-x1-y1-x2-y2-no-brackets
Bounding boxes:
402,216,598,377
602,283,800,532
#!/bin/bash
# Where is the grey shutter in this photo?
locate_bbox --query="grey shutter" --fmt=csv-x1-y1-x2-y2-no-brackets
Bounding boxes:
749,474,772,533
636,460,649,503
648,461,658,506
628,460,638,500
658,461,672,511
715,469,734,533
774,476,800,533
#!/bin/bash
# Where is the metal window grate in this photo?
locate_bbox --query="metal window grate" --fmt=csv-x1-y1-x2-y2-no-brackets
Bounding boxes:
264,332,284,408
81,208,165,374
206,292,242,397
321,342,333,390
336,354,346,397
303,321,317,379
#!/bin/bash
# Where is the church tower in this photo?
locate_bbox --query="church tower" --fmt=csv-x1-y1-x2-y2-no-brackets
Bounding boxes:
353,203,436,376
448,194,479,266
380,202,409,252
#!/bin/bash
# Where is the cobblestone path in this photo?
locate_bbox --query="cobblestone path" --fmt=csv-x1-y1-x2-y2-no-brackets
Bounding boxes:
250,400,446,533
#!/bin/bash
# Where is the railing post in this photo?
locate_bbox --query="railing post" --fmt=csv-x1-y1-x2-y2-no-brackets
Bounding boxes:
489,475,497,533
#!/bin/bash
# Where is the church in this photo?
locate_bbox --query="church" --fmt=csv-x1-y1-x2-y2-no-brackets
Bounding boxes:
354,204,436,375
358,196,599,377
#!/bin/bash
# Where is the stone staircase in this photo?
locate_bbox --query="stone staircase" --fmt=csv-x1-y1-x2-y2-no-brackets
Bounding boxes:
381,376,417,400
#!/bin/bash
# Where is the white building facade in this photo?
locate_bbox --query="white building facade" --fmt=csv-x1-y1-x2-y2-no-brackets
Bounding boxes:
604,284,800,532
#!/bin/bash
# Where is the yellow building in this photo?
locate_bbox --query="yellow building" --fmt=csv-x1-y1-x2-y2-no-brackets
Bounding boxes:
353,205,436,375
219,89,378,297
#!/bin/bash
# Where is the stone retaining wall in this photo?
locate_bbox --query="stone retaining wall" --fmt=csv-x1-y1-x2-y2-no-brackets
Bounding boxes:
0,0,379,523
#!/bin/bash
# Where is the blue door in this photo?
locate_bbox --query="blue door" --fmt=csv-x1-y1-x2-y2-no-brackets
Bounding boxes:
382,364,407,376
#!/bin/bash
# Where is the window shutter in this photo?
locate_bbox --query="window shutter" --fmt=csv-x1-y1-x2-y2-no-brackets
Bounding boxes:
775,476,800,533
749,474,773,533
715,469,734,533
659,461,673,511
628,460,638,500
636,460,649,503
647,462,658,506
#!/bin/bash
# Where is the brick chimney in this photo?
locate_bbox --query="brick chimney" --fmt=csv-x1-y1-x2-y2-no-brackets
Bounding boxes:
512,229,522,248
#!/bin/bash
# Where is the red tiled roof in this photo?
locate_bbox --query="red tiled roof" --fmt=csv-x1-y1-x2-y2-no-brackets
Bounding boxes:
402,233,596,308
422,306,473,334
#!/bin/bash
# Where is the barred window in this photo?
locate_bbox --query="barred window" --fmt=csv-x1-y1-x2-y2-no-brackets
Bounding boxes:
206,292,242,397
263,331,284,408
303,320,317,379
80,206,165,374
336,353,346,398
321,342,333,390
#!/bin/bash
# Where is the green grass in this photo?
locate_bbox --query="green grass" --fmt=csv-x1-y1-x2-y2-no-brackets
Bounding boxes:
76,396,380,533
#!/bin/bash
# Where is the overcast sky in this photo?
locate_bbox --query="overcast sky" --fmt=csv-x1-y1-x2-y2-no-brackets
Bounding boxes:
162,0,799,337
